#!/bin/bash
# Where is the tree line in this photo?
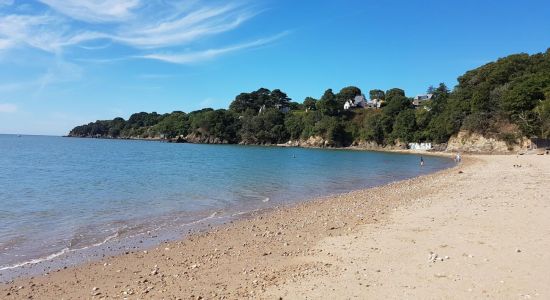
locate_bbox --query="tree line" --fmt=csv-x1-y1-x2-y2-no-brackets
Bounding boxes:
69,49,550,146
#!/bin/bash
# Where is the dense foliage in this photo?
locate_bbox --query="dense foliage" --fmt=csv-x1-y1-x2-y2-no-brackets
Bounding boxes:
70,49,550,146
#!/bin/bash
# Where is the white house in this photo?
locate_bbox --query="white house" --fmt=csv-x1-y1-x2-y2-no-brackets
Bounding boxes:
344,94,368,110
367,98,384,109
344,99,353,110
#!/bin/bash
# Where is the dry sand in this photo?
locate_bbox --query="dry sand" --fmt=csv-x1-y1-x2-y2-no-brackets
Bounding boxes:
2,154,549,299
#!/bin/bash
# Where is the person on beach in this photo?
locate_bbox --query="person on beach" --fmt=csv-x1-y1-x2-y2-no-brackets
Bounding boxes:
420,156,424,167
455,152,461,163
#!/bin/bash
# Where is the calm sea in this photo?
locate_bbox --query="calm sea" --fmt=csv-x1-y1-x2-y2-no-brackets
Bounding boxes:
0,134,453,280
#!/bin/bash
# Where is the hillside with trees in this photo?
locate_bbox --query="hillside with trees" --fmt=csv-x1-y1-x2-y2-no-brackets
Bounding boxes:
69,49,550,148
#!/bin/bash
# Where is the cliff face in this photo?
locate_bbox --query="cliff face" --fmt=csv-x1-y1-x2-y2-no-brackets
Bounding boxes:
184,133,229,144
280,137,407,150
446,131,529,153
282,136,330,148
68,131,535,154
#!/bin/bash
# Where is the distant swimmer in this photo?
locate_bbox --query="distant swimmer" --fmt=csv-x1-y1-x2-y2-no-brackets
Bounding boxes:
420,156,424,167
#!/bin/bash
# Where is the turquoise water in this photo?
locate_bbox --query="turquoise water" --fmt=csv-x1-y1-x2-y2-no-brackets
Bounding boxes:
0,134,453,278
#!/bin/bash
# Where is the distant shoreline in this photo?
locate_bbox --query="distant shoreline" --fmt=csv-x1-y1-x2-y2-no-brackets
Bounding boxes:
65,134,450,154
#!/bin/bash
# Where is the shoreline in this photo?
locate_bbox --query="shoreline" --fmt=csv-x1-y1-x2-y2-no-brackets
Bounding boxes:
0,149,452,284
3,154,549,298
65,135,528,156
0,152,460,297
65,134,458,156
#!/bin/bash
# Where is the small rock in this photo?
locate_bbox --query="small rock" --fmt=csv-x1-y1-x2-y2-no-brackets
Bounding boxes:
516,248,521,253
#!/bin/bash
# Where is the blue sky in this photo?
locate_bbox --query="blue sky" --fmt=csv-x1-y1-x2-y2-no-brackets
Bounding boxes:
0,0,549,135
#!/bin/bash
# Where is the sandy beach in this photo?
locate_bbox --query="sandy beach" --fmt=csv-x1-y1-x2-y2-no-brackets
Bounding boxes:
2,154,549,299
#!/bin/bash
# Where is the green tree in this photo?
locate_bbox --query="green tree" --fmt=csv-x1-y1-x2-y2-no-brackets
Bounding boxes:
386,88,405,100
369,89,385,100
534,98,550,138
391,109,417,143
316,89,340,116
284,112,305,140
303,97,318,111
336,86,362,108
154,112,188,138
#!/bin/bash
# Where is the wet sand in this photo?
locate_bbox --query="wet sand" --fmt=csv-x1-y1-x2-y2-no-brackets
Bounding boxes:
2,154,549,299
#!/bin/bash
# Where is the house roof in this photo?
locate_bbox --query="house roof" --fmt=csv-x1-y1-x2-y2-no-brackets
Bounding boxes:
354,95,366,105
414,94,434,101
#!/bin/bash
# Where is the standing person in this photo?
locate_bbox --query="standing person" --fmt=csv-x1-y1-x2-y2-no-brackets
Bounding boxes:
420,156,424,167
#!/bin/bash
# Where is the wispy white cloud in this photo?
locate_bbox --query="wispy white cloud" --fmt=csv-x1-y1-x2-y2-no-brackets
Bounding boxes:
0,14,99,53
0,0,14,7
0,38,14,50
0,58,83,97
140,31,289,64
0,103,17,113
110,4,257,49
35,58,83,94
38,0,141,23
0,1,287,65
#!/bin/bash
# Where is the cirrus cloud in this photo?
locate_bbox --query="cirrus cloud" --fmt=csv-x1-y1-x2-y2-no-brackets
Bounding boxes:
140,31,289,64
0,1,287,64
0,103,17,113
37,0,141,23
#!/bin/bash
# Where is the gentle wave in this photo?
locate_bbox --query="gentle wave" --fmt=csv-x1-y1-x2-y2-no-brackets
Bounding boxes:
0,231,120,271
0,248,70,271
0,212,223,272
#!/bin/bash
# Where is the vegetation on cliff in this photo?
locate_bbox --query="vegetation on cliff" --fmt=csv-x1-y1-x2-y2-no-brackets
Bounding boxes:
69,49,550,146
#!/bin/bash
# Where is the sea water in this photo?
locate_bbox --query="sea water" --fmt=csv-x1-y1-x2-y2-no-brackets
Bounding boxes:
0,134,453,280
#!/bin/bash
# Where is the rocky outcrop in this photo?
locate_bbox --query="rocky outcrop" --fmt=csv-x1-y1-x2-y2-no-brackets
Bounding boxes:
281,137,406,151
280,136,332,148
351,140,407,151
446,131,529,153
184,133,229,144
